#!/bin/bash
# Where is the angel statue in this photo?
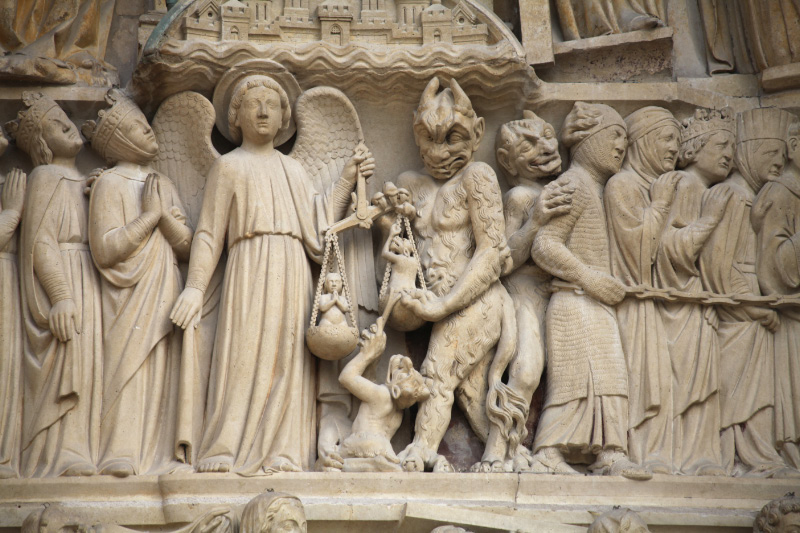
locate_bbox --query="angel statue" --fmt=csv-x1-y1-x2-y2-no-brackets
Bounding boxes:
169,60,375,474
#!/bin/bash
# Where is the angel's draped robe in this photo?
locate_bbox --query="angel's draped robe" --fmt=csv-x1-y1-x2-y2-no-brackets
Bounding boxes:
89,168,188,475
699,174,785,475
654,173,723,475
185,149,324,474
0,174,22,477
19,168,102,477
754,174,800,469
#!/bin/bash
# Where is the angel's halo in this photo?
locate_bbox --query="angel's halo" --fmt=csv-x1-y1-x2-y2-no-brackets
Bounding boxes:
212,59,302,148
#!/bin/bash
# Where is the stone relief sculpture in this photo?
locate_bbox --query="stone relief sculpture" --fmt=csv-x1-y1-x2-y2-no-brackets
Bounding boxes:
494,111,573,471
699,107,797,479
528,102,650,480
587,508,650,533
337,321,429,472
83,89,193,477
430,527,473,533
753,117,800,471
149,90,223,466
605,107,681,474
170,62,373,474
554,0,667,41
21,505,234,533
0,137,26,480
655,107,735,476
393,76,524,473
0,0,118,85
754,493,800,533
5,93,102,478
240,492,307,533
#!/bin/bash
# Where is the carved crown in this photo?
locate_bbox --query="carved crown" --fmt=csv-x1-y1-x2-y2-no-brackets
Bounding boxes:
82,88,139,158
680,107,735,144
3,92,59,154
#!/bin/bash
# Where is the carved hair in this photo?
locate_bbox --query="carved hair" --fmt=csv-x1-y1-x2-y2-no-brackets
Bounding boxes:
4,92,60,167
561,102,625,153
588,508,650,533
240,492,305,533
414,77,476,134
496,110,549,154
678,107,735,168
228,76,291,145
754,493,800,533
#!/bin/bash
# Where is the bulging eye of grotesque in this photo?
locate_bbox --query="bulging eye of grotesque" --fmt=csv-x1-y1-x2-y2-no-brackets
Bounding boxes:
446,131,464,144
543,128,554,139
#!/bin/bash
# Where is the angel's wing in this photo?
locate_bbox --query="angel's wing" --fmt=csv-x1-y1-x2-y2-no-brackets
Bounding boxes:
152,91,220,229
289,87,378,315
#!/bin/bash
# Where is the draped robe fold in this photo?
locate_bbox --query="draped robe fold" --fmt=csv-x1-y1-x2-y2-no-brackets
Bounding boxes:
19,168,102,477
185,150,325,474
605,167,673,471
754,175,800,469
654,174,723,475
89,169,187,475
0,175,22,477
700,176,785,475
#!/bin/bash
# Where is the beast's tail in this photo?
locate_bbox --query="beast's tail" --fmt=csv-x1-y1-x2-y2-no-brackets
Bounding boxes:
486,289,529,454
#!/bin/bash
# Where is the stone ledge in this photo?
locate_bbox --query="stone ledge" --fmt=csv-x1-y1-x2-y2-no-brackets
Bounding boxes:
0,473,792,531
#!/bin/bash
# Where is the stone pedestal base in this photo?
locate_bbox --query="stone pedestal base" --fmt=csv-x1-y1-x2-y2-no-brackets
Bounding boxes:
0,473,792,532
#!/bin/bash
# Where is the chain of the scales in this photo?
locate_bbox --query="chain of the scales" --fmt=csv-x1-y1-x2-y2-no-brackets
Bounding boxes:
379,213,427,303
310,232,358,330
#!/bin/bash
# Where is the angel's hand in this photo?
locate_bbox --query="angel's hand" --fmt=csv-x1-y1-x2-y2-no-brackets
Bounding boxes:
355,142,375,180
341,143,373,186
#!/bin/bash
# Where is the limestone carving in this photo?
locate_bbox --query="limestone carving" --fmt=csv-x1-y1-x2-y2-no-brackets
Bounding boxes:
754,493,800,533
0,137,25,480
241,492,307,533
0,0,118,86
169,61,373,474
5,93,102,478
605,107,681,474
22,505,234,533
654,107,735,476
528,102,650,481
753,117,800,471
149,90,223,466
337,320,429,472
554,0,667,41
587,508,650,533
495,110,572,471
83,89,193,477
699,107,797,479
430,527,473,533
379,217,427,332
393,76,523,473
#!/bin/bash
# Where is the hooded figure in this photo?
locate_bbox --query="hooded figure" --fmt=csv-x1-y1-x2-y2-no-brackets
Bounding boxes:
605,107,681,474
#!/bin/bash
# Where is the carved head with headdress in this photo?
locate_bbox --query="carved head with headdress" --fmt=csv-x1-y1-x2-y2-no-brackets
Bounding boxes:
82,88,158,165
413,77,485,181
386,354,430,409
496,110,561,185
677,107,735,182
4,92,82,167
733,107,793,191
212,60,301,147
623,106,681,180
240,492,307,533
755,493,800,533
587,508,650,533
561,102,627,179
788,115,800,169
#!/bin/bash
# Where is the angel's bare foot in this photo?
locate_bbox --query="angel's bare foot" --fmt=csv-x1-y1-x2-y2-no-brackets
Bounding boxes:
264,457,302,473
100,460,135,477
63,462,97,477
196,459,232,473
